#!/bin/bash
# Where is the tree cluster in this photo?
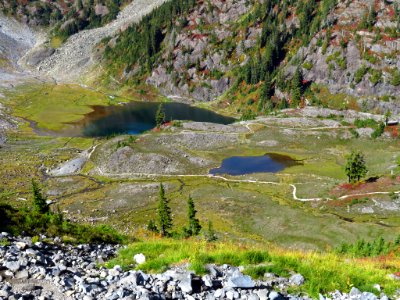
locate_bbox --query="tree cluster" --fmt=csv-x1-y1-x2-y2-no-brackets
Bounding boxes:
104,0,196,76
337,235,400,257
148,184,216,241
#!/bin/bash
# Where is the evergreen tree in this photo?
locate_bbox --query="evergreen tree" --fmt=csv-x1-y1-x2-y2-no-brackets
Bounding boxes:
291,67,303,106
205,220,217,242
147,220,158,232
32,180,49,214
157,184,173,237
184,196,201,236
345,151,368,183
155,103,166,128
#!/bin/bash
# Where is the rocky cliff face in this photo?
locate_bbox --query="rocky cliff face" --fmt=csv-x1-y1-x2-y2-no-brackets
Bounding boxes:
299,0,400,99
105,0,400,104
2,0,400,106
145,0,254,101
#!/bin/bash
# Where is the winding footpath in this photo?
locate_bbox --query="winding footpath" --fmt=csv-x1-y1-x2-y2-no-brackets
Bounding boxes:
93,167,400,203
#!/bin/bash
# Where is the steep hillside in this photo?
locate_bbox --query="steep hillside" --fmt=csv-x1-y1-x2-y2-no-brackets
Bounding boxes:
99,0,400,114
299,0,400,109
0,0,125,35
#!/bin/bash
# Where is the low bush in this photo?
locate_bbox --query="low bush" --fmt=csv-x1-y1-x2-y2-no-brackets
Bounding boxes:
0,204,125,244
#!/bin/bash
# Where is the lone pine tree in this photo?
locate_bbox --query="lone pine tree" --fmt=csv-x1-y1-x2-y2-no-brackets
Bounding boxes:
32,180,49,214
157,184,173,237
345,151,368,183
184,196,201,236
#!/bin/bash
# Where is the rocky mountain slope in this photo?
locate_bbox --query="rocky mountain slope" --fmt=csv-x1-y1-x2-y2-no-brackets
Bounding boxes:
1,0,399,110
300,0,400,98
99,0,400,110
22,0,168,82
0,233,395,300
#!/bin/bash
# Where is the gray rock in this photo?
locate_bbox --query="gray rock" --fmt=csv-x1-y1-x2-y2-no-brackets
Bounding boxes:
225,271,255,289
15,241,27,250
0,290,9,298
248,293,261,300
269,291,285,300
361,292,378,300
5,261,20,272
256,289,269,300
202,275,213,288
178,273,192,294
289,274,304,286
349,287,362,297
214,288,224,298
15,270,29,280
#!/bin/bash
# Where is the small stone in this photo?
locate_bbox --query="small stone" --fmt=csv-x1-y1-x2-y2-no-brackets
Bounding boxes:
248,293,260,300
25,249,37,256
15,242,27,250
0,290,9,298
349,287,361,297
226,290,235,300
373,284,381,292
134,253,146,265
178,273,193,294
269,291,285,300
15,270,29,280
256,289,268,300
225,271,255,288
203,275,213,287
214,289,224,298
289,274,305,286
361,292,378,300
5,261,20,272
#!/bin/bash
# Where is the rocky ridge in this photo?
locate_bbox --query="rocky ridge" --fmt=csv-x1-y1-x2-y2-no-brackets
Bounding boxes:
0,233,395,300
299,0,400,99
24,0,168,82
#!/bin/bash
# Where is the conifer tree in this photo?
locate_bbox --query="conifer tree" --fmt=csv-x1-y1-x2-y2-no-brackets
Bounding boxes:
205,220,217,242
291,67,303,106
155,103,166,128
157,184,173,237
32,180,49,214
345,151,368,183
185,196,201,236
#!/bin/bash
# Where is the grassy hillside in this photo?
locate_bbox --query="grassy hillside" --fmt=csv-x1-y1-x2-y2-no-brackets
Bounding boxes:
106,238,400,298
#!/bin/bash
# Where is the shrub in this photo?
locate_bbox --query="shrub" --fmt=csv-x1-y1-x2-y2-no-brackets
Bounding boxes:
390,70,400,86
302,61,313,70
369,69,382,85
371,122,385,139
354,118,377,128
354,65,369,84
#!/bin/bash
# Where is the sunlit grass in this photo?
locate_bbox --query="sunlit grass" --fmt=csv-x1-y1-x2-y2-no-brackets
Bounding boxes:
106,239,400,298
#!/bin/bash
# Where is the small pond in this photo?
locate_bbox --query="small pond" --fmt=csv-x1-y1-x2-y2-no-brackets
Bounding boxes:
209,153,301,176
60,101,235,137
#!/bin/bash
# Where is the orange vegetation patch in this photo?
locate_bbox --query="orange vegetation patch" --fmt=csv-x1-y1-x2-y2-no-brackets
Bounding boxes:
385,125,399,138
330,176,400,198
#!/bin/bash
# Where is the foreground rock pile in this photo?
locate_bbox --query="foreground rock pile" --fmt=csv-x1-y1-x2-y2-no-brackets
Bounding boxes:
0,233,393,300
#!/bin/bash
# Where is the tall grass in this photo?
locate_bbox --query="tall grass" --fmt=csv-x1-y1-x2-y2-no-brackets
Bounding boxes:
106,239,400,298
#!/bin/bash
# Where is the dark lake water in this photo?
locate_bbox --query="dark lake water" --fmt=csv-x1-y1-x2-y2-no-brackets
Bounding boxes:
209,153,301,176
63,101,235,137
